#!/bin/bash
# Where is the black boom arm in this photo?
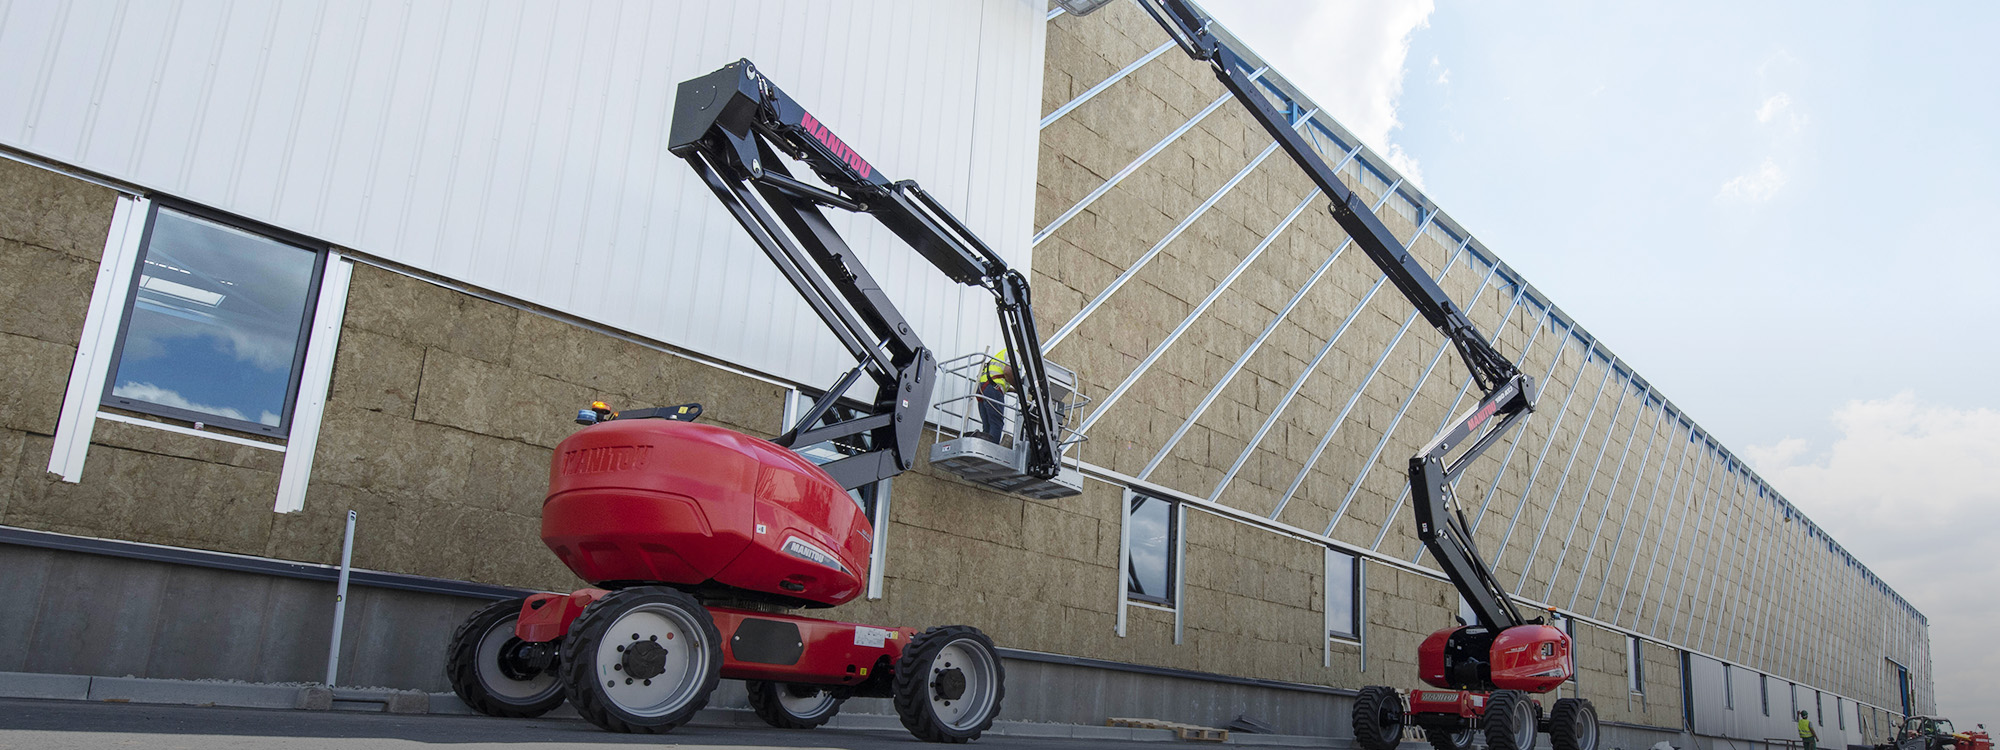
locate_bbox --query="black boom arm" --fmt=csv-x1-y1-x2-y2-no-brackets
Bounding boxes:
1138,1,1539,631
667,60,1065,490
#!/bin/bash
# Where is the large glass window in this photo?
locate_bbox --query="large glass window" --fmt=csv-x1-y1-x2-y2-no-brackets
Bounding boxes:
1724,664,1735,709
1327,549,1358,640
1761,674,1771,716
1125,493,1177,606
103,205,322,436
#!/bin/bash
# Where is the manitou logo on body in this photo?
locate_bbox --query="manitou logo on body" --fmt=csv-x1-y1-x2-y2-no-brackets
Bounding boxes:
781,536,848,575
799,110,873,180
560,445,652,475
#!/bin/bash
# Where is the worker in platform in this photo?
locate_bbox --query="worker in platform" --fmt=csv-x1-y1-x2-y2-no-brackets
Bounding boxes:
978,349,1015,443
1800,710,1818,750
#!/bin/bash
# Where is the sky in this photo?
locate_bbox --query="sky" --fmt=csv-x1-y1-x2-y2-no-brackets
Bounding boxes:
1199,0,1999,726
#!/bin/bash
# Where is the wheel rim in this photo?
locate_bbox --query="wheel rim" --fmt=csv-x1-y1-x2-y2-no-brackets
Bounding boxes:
592,602,710,718
776,683,837,719
1573,703,1598,750
927,638,998,731
474,615,559,701
1513,698,1537,749
1453,729,1476,749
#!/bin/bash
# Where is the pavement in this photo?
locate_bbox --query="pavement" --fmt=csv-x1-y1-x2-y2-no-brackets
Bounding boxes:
0,697,1261,750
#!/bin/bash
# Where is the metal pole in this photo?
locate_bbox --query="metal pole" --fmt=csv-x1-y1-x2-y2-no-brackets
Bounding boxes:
326,510,356,686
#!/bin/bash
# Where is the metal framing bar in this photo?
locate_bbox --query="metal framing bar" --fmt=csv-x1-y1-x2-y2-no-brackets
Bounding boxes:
1489,346,1609,571
1568,395,1666,610
1032,84,1250,248
1523,371,1637,596
1046,137,1288,349
1463,316,1575,535
1693,467,1746,647
1138,141,1372,478
1042,41,1177,129
1076,187,1319,435
1592,412,1688,616
1371,280,1531,552
1636,437,1712,632
1672,458,1733,641
1325,238,1494,537
1543,382,1651,603
1651,444,1722,634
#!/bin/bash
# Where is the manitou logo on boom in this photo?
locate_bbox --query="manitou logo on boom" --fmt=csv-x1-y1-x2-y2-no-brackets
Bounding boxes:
800,110,872,180
561,445,653,475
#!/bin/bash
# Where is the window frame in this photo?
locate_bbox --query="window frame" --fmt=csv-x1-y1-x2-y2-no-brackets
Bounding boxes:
1326,548,1360,642
1627,636,1646,694
98,199,328,437
1123,491,1180,608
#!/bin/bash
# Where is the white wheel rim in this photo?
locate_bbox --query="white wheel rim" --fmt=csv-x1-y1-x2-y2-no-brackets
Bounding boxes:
927,638,998,731
1575,704,1598,750
592,602,709,717
776,683,837,718
473,615,558,701
1514,699,1537,749
1454,729,1477,748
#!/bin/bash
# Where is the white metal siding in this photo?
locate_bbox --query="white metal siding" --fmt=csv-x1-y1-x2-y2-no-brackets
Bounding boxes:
0,0,1047,388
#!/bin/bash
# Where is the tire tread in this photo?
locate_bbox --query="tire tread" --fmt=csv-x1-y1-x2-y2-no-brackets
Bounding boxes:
444,597,564,719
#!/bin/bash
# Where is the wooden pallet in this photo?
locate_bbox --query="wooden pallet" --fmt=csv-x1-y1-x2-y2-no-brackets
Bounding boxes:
1106,717,1231,742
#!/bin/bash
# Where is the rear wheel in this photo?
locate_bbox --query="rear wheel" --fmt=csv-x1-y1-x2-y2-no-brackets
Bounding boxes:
1485,690,1539,750
558,587,721,734
747,680,846,729
1352,686,1406,750
1426,726,1477,750
445,598,564,718
893,625,1004,743
1550,698,1599,750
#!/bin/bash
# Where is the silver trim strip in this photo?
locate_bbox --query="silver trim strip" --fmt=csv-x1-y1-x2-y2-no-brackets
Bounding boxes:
1042,41,1177,129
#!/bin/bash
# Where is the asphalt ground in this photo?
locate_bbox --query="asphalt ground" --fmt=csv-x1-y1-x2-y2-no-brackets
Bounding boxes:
0,697,1186,750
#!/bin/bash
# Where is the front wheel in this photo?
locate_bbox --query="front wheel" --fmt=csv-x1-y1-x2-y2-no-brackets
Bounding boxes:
558,587,722,734
893,625,1004,743
1426,726,1476,750
1550,698,1599,750
1485,690,1539,750
747,680,846,729
444,597,564,718
1352,686,1406,750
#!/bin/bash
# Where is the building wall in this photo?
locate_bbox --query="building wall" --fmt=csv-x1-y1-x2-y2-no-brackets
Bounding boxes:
0,0,1937,739
0,0,1046,390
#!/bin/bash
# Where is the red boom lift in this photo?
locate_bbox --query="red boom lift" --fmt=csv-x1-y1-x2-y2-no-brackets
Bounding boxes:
442,60,1071,742
1121,2,1603,749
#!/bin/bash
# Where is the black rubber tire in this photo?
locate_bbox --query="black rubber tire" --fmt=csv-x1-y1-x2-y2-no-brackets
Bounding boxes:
1550,698,1599,750
1352,685,1406,750
444,597,565,718
1485,690,1539,750
893,625,1004,743
1426,725,1477,750
558,587,722,734
746,680,846,729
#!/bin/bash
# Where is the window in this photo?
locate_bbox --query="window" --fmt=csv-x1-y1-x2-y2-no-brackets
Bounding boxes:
1125,492,1178,606
1817,692,1825,725
1761,674,1771,716
1627,636,1645,694
1838,698,1845,730
103,204,324,436
1723,664,1734,710
1790,683,1800,721
1894,662,1912,716
1327,549,1359,640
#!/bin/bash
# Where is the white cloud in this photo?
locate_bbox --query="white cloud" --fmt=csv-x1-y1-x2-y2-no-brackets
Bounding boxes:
1718,158,1787,202
110,381,270,425
1199,0,1437,187
1747,393,2000,723
1755,93,1792,124
1755,92,1807,134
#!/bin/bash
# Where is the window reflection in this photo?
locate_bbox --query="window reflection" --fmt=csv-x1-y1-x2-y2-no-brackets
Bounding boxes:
105,208,318,433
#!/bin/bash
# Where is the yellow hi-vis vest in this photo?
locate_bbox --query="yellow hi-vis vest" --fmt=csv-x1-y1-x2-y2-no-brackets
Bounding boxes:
1801,718,1816,739
983,349,1013,391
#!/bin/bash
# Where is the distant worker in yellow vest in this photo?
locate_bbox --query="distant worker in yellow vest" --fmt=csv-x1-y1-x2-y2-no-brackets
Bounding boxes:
1800,710,1817,750
978,349,1015,443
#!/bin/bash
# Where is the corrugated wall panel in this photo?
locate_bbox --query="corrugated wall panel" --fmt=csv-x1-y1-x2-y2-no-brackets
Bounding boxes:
0,0,1048,389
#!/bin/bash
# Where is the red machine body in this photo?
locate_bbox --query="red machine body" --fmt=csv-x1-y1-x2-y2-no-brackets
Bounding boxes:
1961,731,1992,750
1418,623,1574,694
540,419,871,607
1408,689,1491,718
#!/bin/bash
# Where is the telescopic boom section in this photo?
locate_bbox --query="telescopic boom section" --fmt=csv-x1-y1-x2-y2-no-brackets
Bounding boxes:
1139,1,1539,632
666,60,1064,490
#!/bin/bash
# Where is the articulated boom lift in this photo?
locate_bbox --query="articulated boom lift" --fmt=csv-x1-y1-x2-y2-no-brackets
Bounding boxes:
1126,2,1601,749
443,60,1077,743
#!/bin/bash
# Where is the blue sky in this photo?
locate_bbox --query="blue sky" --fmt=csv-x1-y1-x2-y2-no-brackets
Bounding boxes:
1201,0,1998,725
